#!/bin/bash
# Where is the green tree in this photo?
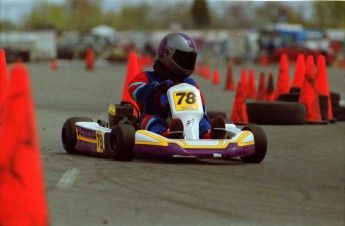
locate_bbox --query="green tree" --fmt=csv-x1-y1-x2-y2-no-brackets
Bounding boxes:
254,2,308,28
66,0,103,32
312,1,345,28
225,2,256,28
25,2,69,31
109,3,152,30
150,1,193,29
17,0,342,32
0,21,16,31
191,0,211,29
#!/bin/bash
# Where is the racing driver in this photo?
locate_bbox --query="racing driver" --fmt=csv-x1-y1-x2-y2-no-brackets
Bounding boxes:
128,32,225,139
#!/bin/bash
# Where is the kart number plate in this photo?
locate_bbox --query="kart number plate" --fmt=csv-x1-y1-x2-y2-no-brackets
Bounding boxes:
96,131,103,153
173,91,200,111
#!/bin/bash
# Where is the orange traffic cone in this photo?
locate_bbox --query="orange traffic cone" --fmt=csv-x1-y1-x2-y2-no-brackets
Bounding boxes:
204,66,211,79
86,48,94,70
299,55,321,123
265,72,275,101
291,54,305,89
212,69,221,85
51,58,58,70
260,54,269,66
247,69,257,99
224,65,235,90
0,49,8,126
275,54,290,99
231,81,248,124
240,68,247,97
121,51,140,112
316,55,333,121
256,72,266,100
0,64,49,225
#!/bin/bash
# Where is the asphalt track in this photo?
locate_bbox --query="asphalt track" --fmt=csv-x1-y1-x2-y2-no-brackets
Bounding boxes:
24,61,344,225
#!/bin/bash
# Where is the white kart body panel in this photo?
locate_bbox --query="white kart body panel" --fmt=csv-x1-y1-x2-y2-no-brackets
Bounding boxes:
167,83,204,140
75,122,111,133
74,122,253,151
134,126,254,148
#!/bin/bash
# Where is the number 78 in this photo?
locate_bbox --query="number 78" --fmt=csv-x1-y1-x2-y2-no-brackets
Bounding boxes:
175,92,196,105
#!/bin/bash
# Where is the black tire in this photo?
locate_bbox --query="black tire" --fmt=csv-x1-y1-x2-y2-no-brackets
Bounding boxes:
332,106,345,121
278,93,299,102
278,94,329,121
62,117,93,154
318,95,329,121
110,124,136,161
330,92,340,107
289,87,301,94
240,126,267,163
207,111,227,120
246,101,306,124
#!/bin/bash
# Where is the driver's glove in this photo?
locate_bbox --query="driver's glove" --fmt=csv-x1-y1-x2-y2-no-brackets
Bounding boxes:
153,80,174,93
158,93,169,108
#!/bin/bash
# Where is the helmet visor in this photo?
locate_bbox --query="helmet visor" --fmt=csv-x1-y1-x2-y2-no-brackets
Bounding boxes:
172,50,197,70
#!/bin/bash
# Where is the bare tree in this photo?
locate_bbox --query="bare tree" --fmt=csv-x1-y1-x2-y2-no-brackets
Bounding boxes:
65,0,103,32
191,0,211,29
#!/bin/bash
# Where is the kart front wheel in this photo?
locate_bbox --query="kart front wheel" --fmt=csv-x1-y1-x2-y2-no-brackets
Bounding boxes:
240,126,267,163
110,124,136,161
62,117,93,154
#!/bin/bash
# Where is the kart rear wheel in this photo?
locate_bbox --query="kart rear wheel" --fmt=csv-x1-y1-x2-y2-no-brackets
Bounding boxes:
62,117,93,154
240,126,267,163
110,124,136,161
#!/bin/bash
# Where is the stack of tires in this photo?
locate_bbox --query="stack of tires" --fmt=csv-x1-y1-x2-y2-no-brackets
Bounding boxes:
247,100,306,125
278,87,329,121
330,92,345,121
247,88,344,124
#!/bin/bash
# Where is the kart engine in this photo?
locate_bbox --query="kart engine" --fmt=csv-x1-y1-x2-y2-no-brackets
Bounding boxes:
108,102,137,128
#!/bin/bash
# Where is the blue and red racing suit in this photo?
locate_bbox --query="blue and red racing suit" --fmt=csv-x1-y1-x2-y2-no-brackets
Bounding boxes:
128,71,211,137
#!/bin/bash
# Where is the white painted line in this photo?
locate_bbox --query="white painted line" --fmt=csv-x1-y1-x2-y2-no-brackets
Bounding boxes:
56,168,80,188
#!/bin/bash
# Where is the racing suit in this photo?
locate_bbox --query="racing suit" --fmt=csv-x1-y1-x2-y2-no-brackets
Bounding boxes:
128,70,211,137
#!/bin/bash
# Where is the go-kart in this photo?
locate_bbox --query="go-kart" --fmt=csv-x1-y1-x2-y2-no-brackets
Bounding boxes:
61,83,267,163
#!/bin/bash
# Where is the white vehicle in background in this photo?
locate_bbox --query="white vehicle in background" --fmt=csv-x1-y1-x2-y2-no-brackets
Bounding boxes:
0,30,56,62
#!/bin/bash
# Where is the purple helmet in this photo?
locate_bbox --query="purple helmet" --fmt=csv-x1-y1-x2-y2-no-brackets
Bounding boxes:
157,32,197,78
